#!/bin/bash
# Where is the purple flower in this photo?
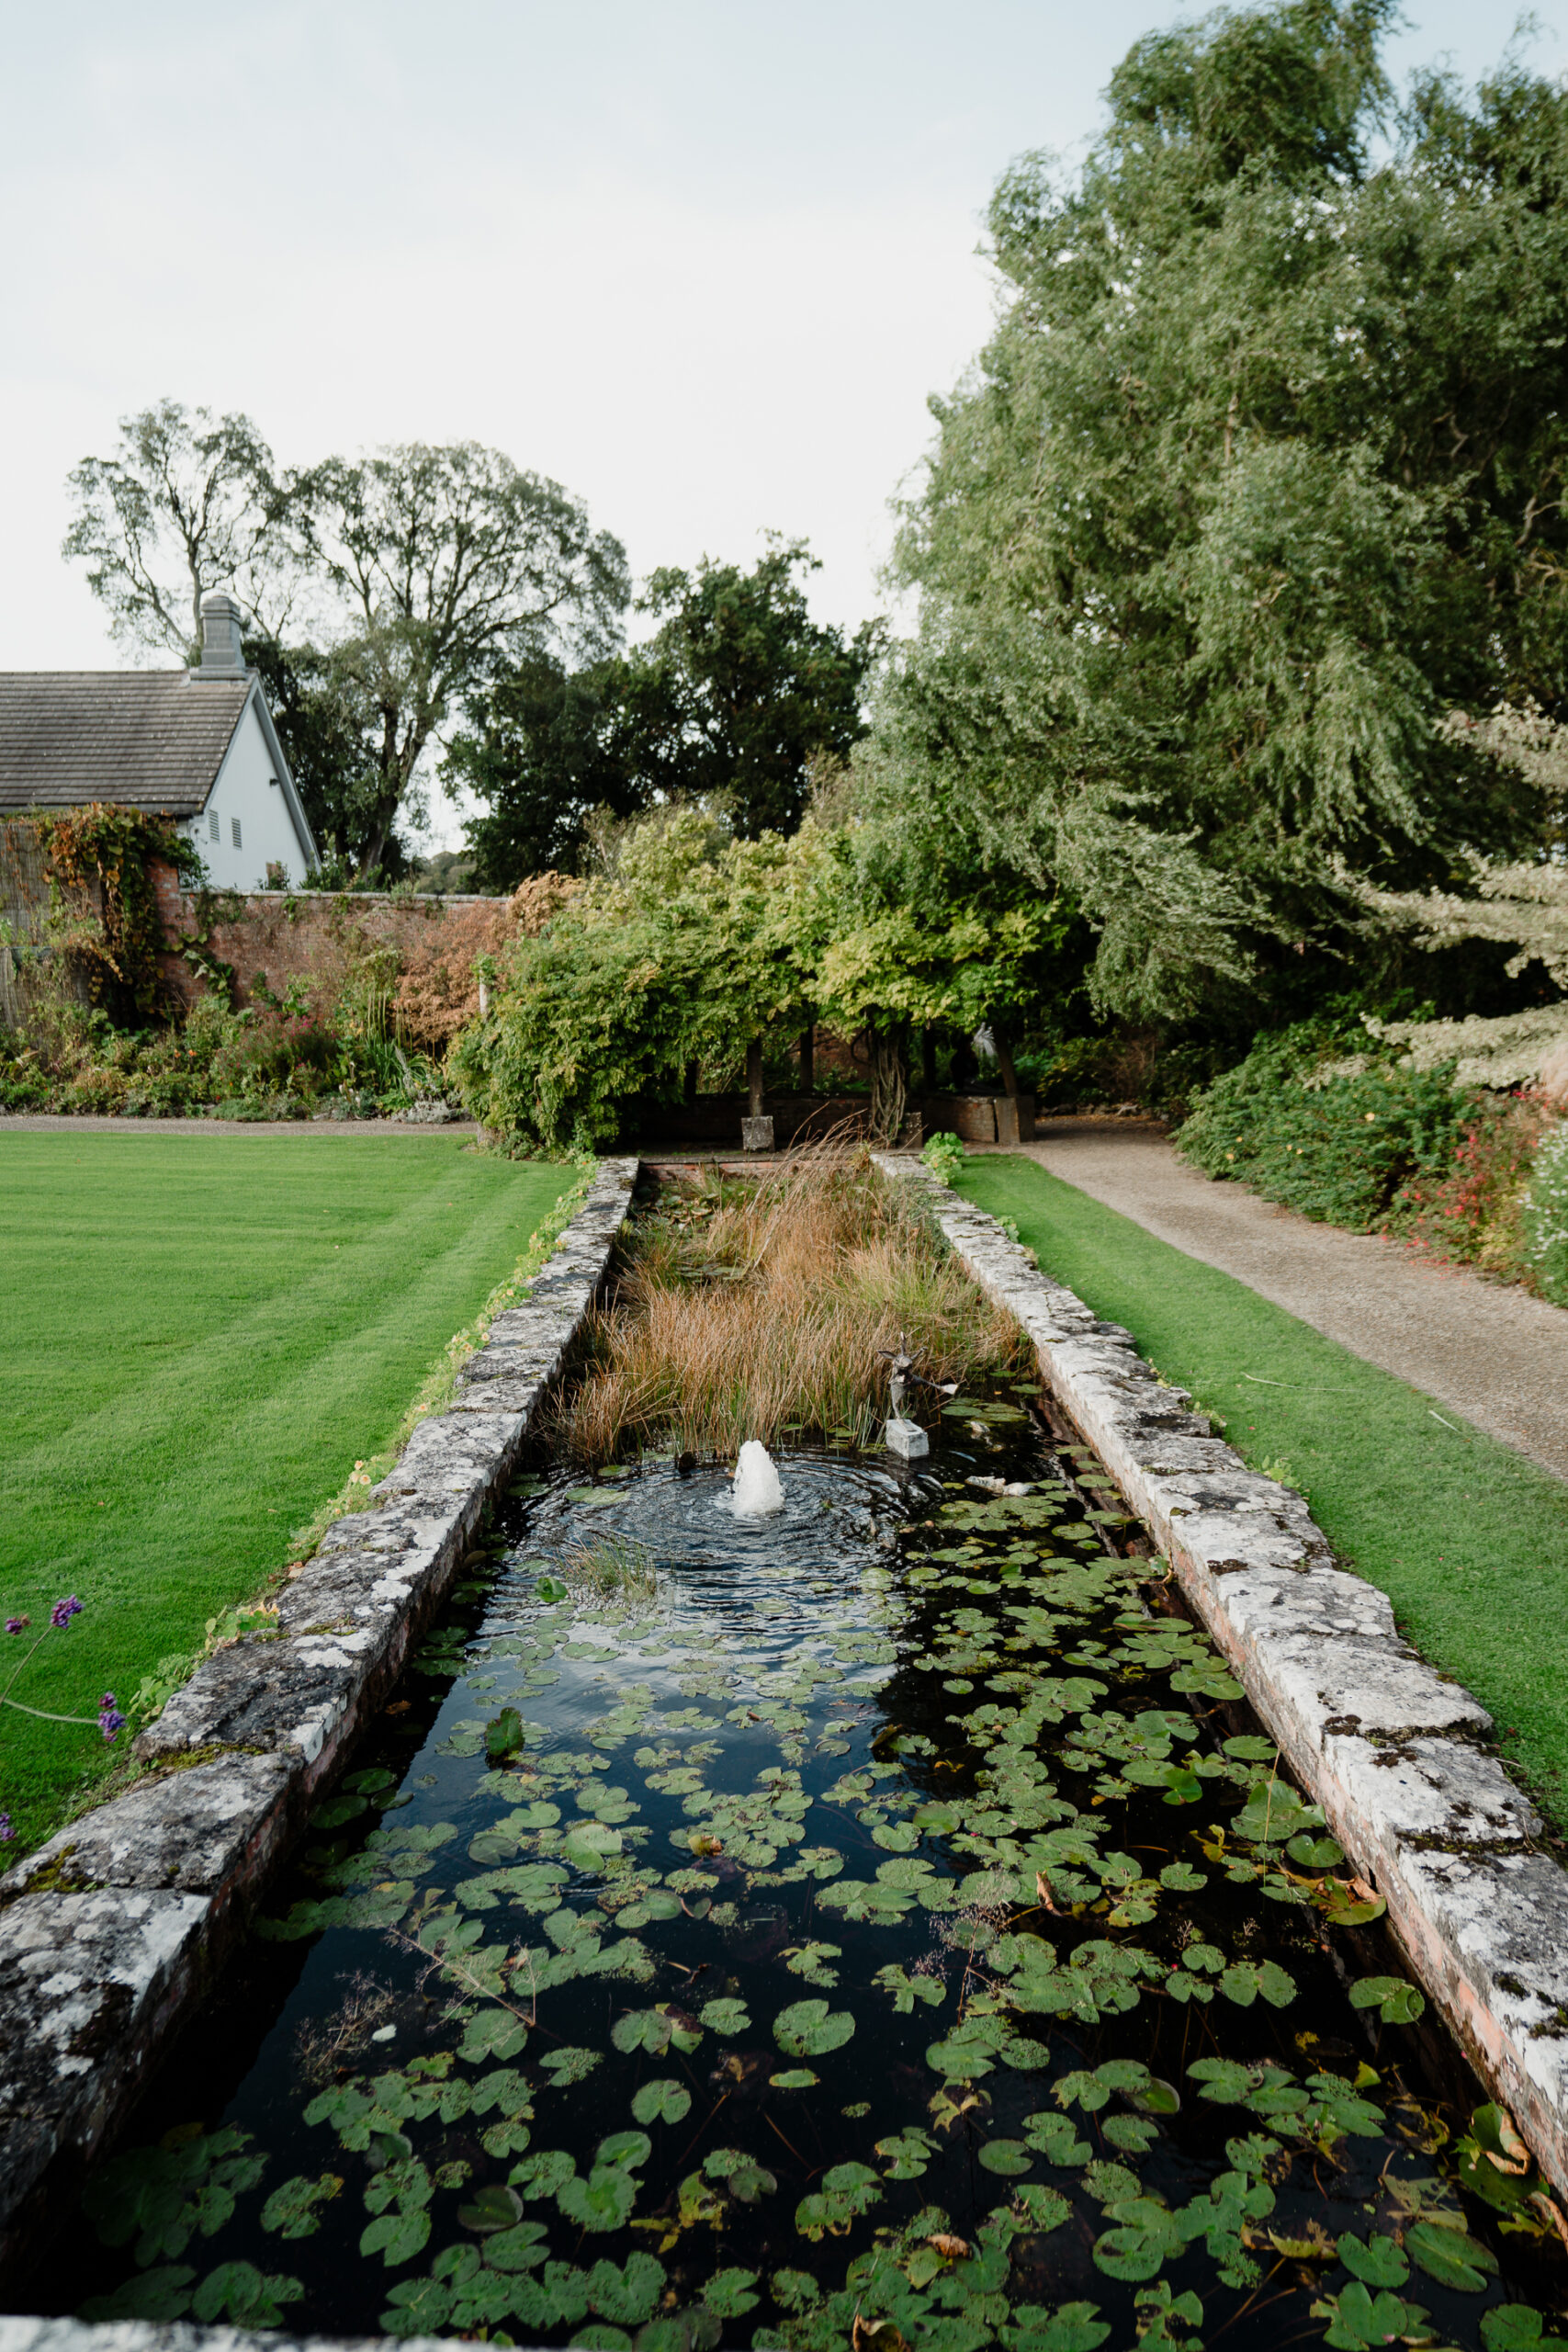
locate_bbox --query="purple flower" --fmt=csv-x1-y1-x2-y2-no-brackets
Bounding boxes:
50,1596,84,1629
0,1815,12,1842
5,1617,28,1635
97,1698,126,1745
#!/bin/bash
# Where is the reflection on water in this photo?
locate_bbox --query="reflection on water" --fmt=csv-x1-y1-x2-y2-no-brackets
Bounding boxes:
43,1403,1564,2350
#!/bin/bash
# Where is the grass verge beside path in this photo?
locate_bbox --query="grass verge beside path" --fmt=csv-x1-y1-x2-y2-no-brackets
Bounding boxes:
958,1154,1568,1832
0,1134,578,1849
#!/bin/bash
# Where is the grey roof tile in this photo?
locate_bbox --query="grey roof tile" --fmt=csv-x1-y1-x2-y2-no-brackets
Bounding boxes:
0,672,251,817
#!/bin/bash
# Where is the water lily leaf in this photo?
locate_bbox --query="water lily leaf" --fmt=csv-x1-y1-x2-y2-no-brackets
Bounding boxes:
564,1822,624,1868
485,1708,526,1763
1287,1834,1345,1869
637,2311,723,2352
1309,2281,1415,2349
459,2008,529,2064
875,2130,936,2180
795,2161,882,2240
259,2173,341,2239
312,1793,367,1829
359,2209,432,2268
539,2046,602,2087
1337,2233,1409,2290
558,2165,638,2232
631,2079,692,2126
457,2185,524,2234
1024,2113,1092,2167
702,2267,760,2319
1348,1975,1426,2024
699,1997,750,2035
480,2220,552,2272
704,2148,776,2202
872,1963,945,2013
1004,2299,1109,2350
596,2132,652,2173
1092,2223,1178,2283
770,2069,818,2089
1158,1861,1207,1891
1482,2308,1568,2351
911,1803,961,1834
191,2262,305,2326
774,1999,855,2056
380,2274,456,2338
587,2252,666,2324
1219,1960,1297,2009
1233,1784,1324,1843
1102,2115,1160,2155
1404,2221,1498,2291
978,2139,1034,2177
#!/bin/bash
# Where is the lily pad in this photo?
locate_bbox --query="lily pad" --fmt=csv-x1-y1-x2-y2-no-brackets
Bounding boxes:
773,1999,855,2056
630,2080,691,2126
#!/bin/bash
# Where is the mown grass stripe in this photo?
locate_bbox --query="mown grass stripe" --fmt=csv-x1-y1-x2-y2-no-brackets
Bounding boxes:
957,1154,1568,1829
0,1133,573,1845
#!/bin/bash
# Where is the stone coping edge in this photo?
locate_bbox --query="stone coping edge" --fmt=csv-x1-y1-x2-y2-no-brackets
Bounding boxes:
0,1159,638,2283
874,1152,1568,2202
0,2326,551,2352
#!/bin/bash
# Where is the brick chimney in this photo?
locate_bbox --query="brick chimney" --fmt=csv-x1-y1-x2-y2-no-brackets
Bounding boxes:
195,590,248,677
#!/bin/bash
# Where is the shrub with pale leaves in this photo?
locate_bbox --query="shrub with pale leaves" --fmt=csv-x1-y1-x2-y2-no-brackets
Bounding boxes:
1524,1123,1568,1304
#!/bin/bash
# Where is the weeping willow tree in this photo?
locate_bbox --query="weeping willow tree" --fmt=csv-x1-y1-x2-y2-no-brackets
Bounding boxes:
876,0,1568,1025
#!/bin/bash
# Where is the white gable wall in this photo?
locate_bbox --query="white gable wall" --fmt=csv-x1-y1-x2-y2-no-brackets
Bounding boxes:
175,694,314,888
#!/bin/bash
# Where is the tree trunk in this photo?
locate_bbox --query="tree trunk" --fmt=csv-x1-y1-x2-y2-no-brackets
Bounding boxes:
798,1024,815,1092
868,1013,908,1142
684,1058,699,1105
920,1026,938,1091
990,1018,1021,1099
746,1039,764,1118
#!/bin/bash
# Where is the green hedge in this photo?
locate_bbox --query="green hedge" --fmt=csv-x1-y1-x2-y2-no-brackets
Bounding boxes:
1175,1021,1472,1230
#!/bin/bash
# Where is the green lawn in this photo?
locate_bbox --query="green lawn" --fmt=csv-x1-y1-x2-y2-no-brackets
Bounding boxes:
0,1134,575,1849
958,1155,1568,1829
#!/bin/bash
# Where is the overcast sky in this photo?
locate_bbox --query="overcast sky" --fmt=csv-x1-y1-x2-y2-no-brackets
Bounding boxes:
1,1,1560,841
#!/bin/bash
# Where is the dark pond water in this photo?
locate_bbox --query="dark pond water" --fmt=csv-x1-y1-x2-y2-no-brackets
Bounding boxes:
39,1391,1567,2351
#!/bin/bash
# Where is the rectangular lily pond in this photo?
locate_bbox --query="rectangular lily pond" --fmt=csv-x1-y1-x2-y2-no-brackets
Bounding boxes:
25,1368,1568,2349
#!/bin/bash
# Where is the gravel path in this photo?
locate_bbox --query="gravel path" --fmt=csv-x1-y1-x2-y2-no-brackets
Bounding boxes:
989,1120,1568,1485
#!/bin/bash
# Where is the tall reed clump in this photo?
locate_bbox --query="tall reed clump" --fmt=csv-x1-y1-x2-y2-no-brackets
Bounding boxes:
556,1146,1030,1461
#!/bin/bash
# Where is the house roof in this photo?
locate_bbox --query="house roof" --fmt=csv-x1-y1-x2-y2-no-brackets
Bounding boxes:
0,671,251,816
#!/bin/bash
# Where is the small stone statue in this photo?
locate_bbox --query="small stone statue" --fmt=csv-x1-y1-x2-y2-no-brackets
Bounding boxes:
876,1332,957,1459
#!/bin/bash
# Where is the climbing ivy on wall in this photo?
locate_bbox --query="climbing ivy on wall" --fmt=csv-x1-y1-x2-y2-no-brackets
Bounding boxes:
34,806,205,1024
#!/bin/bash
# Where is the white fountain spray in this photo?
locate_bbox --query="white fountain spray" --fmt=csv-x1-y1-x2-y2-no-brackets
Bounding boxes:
730,1439,785,1518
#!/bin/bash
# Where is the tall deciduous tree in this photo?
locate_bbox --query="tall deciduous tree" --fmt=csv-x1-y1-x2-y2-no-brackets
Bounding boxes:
881,0,1568,1023
62,400,299,655
298,442,628,876
62,414,628,877
442,650,682,888
637,539,884,839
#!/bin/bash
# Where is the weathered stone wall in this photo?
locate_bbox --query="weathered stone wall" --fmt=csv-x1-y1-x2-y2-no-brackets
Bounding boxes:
877,1151,1568,2200
0,1160,638,2284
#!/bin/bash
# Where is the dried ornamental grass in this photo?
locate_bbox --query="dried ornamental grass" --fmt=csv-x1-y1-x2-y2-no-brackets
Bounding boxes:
556,1146,1028,1461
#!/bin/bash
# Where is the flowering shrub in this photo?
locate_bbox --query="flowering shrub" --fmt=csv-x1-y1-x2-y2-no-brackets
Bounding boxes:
1,1598,124,1828
1393,1096,1550,1282
1525,1122,1568,1305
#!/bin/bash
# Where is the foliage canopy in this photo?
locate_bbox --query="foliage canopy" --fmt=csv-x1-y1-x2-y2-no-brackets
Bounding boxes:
877,0,1568,1023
